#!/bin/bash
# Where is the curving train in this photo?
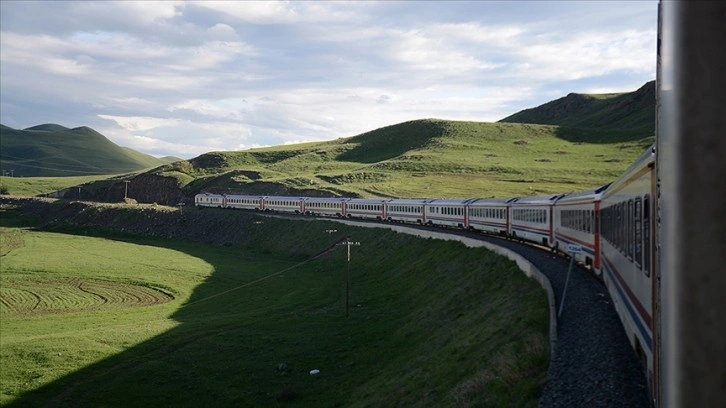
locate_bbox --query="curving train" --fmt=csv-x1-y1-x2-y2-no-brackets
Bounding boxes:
195,143,657,398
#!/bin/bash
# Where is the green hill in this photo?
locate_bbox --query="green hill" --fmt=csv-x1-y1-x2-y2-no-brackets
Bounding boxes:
499,81,655,138
0,124,174,177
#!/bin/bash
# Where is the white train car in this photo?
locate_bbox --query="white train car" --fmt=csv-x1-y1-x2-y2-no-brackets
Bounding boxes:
508,195,562,247
195,193,225,208
599,145,656,391
303,197,349,217
262,196,304,213
224,194,264,210
553,184,610,271
467,198,510,236
346,198,388,220
385,199,429,223
425,199,469,228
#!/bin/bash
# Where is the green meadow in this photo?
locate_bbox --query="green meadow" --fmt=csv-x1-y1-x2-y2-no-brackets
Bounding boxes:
0,204,548,407
0,175,118,198
170,120,653,200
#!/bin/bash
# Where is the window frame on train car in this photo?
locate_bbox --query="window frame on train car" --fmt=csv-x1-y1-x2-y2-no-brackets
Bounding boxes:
643,194,651,277
627,199,634,261
634,197,643,270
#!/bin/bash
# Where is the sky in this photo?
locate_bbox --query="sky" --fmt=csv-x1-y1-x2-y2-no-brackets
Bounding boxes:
0,1,658,159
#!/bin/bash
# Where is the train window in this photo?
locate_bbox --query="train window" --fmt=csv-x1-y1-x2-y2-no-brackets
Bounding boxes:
643,195,651,277
590,210,595,234
622,202,627,252
615,204,622,251
619,202,625,253
627,200,634,260
634,197,642,269
583,210,588,232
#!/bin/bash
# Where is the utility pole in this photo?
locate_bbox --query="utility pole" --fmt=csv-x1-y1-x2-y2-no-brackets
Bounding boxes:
339,238,360,319
123,180,130,199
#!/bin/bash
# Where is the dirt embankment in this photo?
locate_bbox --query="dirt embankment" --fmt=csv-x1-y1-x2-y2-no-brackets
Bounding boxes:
63,173,187,206
1,196,257,246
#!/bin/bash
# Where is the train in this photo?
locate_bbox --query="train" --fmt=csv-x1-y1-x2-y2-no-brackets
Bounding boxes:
194,143,657,397
194,4,726,406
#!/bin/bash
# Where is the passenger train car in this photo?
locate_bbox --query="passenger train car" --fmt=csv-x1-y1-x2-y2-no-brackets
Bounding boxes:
467,198,510,236
599,146,656,391
553,184,609,271
508,194,563,247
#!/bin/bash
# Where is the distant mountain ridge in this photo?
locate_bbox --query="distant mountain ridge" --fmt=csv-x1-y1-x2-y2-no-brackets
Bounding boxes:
0,124,180,177
499,81,655,135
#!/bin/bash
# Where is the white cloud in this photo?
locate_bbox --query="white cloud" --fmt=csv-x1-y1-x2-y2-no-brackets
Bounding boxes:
190,1,364,25
73,1,185,26
0,1,659,159
513,29,656,81
207,23,239,41
98,115,184,132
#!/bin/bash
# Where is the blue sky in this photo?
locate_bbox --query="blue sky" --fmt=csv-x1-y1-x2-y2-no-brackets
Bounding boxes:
0,1,658,159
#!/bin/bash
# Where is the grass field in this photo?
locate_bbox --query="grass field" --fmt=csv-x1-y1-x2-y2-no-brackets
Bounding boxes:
0,205,548,407
0,175,120,197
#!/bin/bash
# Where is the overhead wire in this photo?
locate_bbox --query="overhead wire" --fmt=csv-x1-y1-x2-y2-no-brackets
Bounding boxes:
181,237,347,308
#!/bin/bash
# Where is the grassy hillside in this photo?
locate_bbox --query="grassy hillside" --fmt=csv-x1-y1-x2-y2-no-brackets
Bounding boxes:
149,118,652,202
36,118,653,203
499,81,655,136
0,201,548,407
0,124,175,177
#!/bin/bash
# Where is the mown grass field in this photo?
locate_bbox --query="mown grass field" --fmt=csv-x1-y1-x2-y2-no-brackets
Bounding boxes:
0,204,548,407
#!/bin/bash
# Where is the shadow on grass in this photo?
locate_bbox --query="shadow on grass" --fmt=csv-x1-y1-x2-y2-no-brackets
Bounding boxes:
335,119,446,163
553,126,655,146
1,202,366,407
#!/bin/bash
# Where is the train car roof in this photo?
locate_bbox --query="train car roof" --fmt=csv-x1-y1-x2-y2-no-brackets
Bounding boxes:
427,198,471,205
225,194,265,199
508,194,565,205
263,195,306,200
467,197,512,206
602,144,656,197
303,197,350,202
347,198,390,203
555,183,611,204
384,198,432,205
